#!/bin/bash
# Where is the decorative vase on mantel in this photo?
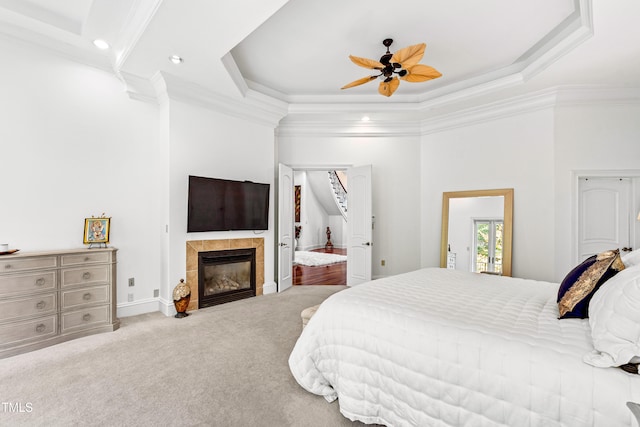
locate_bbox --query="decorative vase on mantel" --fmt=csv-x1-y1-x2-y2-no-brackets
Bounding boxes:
173,279,191,318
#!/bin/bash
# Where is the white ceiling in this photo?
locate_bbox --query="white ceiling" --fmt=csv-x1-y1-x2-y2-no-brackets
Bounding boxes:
0,0,639,110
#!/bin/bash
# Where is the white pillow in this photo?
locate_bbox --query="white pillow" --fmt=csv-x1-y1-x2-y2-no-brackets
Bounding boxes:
622,248,640,268
583,265,640,368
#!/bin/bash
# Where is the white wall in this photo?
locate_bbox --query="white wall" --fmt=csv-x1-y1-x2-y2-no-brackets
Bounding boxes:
278,134,422,278
293,170,328,250
0,39,162,314
162,98,276,313
421,108,556,281
0,40,278,318
328,215,346,249
554,103,640,281
422,101,640,283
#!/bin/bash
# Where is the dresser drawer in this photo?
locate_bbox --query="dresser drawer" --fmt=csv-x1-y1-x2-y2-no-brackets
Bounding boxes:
0,315,57,347
61,252,111,266
0,271,57,296
0,293,56,322
61,265,109,288
0,256,57,273
61,285,109,309
61,305,110,333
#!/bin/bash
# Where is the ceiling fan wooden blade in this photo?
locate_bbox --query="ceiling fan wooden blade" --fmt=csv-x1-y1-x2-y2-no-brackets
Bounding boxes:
349,55,384,70
378,77,399,97
401,64,442,82
341,75,378,90
390,43,426,68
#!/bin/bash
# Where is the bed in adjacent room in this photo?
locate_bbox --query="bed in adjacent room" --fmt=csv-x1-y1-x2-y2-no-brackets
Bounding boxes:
289,250,640,426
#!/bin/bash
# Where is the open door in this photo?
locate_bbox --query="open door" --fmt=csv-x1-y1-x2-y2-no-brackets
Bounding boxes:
347,165,372,286
278,164,294,292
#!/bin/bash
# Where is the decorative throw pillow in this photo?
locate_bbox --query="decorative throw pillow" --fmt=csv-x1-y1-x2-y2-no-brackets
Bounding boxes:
557,249,625,319
583,265,640,368
622,248,640,268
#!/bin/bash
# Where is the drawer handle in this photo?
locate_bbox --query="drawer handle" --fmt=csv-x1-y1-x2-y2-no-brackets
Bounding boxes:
35,323,46,333
36,301,46,310
83,293,92,301
35,277,46,286
84,257,90,262
82,272,91,280
82,313,92,322
4,264,11,269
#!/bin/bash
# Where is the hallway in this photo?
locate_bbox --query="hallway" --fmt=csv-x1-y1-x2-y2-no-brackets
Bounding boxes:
293,248,347,286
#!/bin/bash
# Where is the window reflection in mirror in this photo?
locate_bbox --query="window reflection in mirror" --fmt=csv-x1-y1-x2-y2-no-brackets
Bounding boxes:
440,189,513,277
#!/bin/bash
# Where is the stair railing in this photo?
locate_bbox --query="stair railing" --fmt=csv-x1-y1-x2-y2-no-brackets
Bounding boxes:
328,170,347,220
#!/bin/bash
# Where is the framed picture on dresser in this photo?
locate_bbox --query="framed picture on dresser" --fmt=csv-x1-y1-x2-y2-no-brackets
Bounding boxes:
83,217,111,244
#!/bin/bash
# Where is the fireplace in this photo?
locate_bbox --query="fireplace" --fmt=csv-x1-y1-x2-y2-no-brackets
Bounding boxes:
186,238,264,312
198,248,256,308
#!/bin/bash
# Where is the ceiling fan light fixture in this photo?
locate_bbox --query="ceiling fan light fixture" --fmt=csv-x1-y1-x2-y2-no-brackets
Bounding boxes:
341,39,441,97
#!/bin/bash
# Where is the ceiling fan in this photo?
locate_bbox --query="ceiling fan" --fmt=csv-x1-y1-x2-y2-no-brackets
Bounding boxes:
341,38,442,97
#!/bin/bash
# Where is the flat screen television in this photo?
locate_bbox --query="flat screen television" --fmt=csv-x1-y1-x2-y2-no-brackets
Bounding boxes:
187,175,270,232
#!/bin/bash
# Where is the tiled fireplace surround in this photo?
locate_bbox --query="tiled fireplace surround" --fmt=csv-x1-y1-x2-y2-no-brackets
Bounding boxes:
185,238,264,311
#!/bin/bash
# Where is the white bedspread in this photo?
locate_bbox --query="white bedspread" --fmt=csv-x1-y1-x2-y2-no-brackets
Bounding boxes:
289,268,640,426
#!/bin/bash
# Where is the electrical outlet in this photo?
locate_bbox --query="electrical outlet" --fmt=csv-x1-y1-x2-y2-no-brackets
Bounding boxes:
153,289,159,298
127,293,134,302
128,278,135,287
381,259,386,266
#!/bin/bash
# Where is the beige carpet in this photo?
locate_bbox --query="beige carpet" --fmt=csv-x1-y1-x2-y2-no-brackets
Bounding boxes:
0,285,363,427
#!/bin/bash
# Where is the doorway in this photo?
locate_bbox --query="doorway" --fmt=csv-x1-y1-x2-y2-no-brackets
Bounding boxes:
292,170,347,286
277,164,372,291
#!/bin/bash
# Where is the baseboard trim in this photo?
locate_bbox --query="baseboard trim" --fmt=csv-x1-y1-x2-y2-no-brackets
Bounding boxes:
263,281,277,294
117,298,163,318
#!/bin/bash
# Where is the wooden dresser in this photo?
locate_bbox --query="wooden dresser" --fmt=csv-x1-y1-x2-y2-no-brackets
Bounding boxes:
0,248,119,359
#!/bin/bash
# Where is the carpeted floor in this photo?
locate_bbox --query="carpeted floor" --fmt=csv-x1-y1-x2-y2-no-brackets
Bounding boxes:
0,285,361,427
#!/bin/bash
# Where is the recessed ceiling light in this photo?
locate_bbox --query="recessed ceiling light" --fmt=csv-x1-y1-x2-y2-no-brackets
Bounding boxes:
361,116,371,122
92,39,109,50
169,55,183,65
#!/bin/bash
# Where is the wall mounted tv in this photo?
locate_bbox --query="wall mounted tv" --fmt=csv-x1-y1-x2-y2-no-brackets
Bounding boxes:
187,175,270,232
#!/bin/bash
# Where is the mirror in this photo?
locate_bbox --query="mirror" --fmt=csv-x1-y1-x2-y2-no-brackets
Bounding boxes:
440,189,513,276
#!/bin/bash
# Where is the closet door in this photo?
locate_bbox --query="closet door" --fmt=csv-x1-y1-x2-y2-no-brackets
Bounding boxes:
578,177,631,260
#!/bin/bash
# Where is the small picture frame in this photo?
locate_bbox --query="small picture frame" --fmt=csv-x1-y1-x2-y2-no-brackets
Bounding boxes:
83,217,111,244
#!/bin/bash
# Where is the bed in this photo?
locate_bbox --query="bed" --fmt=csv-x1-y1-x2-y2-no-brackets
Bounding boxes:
289,265,640,426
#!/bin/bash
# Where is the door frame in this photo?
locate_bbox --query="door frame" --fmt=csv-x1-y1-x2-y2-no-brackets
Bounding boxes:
572,169,640,264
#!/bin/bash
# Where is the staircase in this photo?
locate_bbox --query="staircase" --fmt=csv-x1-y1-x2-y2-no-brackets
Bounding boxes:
328,170,347,221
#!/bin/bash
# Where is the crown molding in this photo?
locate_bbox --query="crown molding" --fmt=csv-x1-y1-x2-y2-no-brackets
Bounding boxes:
113,0,164,71
420,85,640,135
518,0,593,81
278,85,640,137
277,119,421,138
420,89,558,135
151,72,287,127
236,1,594,110
554,86,640,107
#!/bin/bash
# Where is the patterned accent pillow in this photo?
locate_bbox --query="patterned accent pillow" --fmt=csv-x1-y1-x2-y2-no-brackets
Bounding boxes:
557,249,625,319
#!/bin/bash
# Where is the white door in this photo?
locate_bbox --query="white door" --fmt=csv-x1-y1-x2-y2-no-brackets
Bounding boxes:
578,177,631,261
347,165,372,285
278,164,294,292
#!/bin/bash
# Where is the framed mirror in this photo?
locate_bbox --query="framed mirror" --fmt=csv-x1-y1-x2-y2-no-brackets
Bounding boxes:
440,188,513,276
